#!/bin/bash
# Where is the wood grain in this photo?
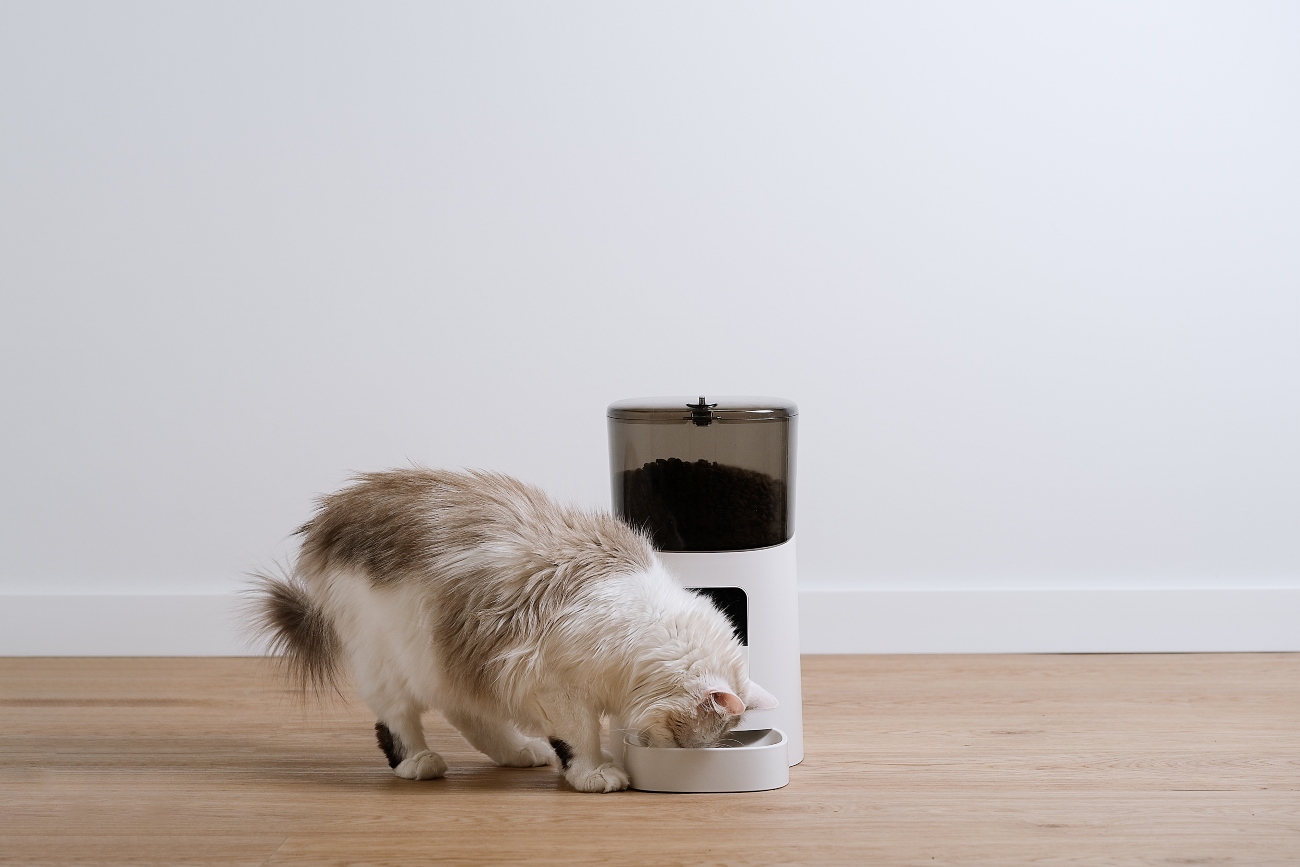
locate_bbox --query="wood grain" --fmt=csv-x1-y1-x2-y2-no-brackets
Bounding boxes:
1,654,1297,865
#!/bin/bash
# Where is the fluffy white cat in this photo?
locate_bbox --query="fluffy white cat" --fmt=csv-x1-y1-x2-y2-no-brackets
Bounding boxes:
249,468,775,792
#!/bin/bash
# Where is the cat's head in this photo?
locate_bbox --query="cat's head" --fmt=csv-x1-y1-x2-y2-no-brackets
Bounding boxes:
631,678,779,748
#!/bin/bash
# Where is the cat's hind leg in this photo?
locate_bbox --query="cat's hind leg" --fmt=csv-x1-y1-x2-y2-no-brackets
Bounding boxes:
372,704,447,781
443,708,552,768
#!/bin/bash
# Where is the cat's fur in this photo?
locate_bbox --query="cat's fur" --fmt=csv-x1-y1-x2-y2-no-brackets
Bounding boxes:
248,468,776,793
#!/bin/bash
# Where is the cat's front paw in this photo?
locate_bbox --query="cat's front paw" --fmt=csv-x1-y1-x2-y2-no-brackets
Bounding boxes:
394,750,447,780
497,738,554,768
565,761,629,793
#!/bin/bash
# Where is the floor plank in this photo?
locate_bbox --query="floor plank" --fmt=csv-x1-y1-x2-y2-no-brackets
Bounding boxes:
1,655,1297,865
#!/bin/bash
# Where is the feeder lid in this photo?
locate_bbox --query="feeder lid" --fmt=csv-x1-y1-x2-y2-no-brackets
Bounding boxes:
608,396,797,424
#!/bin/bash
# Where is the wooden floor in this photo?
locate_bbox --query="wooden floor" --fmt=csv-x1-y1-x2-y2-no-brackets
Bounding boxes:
1,655,1297,866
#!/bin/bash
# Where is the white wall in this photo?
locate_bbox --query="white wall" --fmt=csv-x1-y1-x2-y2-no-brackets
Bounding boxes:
1,3,1296,650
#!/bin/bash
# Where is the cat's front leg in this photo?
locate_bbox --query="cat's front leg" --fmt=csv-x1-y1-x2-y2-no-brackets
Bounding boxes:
545,710,629,793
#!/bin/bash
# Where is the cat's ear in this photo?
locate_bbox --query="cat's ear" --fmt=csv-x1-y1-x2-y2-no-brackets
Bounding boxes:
707,690,746,716
743,681,779,711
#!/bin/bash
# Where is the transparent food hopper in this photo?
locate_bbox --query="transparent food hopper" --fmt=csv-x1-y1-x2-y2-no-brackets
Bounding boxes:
608,396,797,553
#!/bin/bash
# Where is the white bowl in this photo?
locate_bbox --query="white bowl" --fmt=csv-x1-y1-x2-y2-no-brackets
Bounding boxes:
623,728,790,793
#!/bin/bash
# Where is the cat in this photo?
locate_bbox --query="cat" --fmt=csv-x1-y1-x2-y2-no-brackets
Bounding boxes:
248,467,777,793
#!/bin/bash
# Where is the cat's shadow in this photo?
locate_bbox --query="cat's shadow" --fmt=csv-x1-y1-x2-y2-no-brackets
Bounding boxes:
238,736,567,793
262,761,569,794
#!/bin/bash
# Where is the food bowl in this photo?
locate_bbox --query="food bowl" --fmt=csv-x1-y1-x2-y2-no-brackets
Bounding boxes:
623,728,790,793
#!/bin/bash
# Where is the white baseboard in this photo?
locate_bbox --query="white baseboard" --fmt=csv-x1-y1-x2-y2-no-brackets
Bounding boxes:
1,589,1297,656
0,594,254,656
797,588,1300,653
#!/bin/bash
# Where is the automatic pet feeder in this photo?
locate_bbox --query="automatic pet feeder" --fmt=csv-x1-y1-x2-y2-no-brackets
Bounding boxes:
608,396,803,792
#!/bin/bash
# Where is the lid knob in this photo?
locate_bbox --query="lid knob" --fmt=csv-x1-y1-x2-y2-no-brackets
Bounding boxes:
686,396,718,426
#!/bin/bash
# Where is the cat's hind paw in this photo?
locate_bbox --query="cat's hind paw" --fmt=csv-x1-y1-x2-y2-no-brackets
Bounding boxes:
565,761,629,793
496,738,554,768
394,750,447,780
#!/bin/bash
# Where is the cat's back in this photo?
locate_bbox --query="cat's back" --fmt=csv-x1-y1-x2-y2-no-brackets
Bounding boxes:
297,467,655,583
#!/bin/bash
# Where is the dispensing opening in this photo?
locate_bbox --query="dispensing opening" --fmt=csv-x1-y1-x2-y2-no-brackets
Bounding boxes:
688,587,748,645
608,396,797,552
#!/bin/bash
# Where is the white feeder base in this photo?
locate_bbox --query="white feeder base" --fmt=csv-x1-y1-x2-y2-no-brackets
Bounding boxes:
657,539,804,766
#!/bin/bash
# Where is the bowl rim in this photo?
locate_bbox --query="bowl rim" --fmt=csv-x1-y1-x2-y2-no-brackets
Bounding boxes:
622,727,787,753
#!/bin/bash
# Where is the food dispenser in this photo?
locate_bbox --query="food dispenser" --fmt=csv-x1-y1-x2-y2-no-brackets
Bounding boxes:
608,396,804,780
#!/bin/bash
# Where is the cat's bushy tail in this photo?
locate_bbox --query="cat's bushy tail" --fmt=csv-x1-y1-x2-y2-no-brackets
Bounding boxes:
246,566,341,695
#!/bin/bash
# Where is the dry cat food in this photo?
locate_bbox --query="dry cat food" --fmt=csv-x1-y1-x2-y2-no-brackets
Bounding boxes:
619,458,787,551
